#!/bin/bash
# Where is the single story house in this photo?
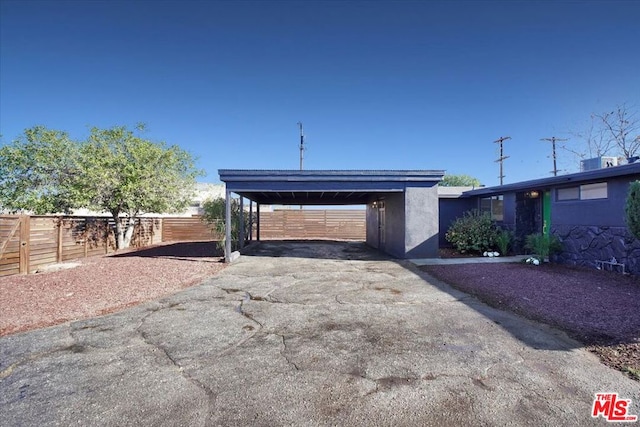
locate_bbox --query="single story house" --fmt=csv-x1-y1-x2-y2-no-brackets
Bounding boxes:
440,163,640,274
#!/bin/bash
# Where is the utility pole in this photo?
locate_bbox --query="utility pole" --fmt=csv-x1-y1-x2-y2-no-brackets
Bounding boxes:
541,136,568,176
297,122,304,210
297,122,304,171
493,136,511,185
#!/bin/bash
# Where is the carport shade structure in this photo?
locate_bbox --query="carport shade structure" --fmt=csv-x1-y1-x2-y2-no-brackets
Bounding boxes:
218,170,445,262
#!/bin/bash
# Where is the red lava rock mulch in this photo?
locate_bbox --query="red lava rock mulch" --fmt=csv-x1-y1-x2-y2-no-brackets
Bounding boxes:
420,261,640,380
0,241,225,337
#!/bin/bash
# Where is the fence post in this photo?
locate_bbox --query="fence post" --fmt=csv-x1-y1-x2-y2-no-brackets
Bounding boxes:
57,216,63,263
19,215,30,274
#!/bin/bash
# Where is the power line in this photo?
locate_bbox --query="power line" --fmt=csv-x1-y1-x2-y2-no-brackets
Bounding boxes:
541,136,568,176
493,136,511,185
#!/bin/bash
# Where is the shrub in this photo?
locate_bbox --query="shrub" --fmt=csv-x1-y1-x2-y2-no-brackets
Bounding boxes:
625,180,640,240
202,197,252,252
445,209,499,254
524,233,562,261
495,228,513,255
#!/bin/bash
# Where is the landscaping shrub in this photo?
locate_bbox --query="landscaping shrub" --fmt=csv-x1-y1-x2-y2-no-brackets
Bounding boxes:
445,209,499,254
625,180,640,240
495,228,513,255
524,233,562,261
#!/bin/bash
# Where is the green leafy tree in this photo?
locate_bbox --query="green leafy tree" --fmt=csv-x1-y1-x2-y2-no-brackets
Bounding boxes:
626,180,640,240
0,124,202,249
440,174,481,187
201,197,252,252
0,126,83,213
79,125,202,248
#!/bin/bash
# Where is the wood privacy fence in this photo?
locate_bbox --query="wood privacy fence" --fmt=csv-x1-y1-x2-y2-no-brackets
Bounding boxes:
0,210,365,277
260,210,366,240
0,215,161,277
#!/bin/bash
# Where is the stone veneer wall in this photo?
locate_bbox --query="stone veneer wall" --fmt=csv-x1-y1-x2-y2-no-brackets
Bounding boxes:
552,225,640,275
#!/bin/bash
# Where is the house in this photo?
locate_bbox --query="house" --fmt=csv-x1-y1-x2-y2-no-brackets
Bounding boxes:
440,163,640,274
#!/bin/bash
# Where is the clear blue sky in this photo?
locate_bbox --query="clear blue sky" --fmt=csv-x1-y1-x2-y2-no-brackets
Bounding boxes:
1,0,638,187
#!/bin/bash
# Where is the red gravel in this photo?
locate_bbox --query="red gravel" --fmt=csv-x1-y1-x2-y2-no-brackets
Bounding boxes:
421,262,640,380
0,241,225,337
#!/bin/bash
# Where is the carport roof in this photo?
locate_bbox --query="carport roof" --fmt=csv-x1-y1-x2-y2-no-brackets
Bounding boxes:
218,169,445,205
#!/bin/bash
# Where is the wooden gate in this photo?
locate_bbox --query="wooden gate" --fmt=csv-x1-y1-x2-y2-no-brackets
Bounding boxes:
0,216,30,276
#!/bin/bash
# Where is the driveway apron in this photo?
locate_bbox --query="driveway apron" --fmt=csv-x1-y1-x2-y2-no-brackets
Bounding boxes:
1,241,637,426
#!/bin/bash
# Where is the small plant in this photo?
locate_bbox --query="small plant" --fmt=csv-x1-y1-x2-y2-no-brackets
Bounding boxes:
495,228,513,256
524,233,562,261
445,209,499,254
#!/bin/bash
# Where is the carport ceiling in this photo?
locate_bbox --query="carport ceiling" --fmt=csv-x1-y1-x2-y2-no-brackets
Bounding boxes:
218,170,445,205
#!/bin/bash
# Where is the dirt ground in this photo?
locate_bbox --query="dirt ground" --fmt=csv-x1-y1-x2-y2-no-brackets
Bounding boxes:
420,261,640,380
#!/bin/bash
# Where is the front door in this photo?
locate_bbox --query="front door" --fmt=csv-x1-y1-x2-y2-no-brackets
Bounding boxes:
378,200,386,251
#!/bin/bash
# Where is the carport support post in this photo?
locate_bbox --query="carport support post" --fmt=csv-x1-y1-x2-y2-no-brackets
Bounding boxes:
225,189,232,263
239,197,245,249
249,200,253,241
256,203,260,241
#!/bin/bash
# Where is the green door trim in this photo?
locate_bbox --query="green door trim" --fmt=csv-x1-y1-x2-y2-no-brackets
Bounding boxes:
543,191,551,236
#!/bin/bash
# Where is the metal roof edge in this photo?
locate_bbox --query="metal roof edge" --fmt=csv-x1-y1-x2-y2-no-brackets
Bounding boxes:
462,163,640,197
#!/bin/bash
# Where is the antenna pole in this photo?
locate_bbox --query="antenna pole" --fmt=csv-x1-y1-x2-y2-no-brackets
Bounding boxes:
541,136,568,176
298,122,304,171
493,136,511,185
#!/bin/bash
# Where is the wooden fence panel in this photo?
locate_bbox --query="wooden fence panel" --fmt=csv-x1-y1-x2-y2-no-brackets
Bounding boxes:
0,216,23,277
260,210,365,240
162,217,218,242
0,210,366,277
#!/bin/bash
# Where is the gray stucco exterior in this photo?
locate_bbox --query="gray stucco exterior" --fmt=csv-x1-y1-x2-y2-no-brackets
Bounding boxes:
219,170,444,260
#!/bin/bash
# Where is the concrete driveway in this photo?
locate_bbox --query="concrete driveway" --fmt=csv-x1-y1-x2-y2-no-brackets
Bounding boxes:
1,241,637,426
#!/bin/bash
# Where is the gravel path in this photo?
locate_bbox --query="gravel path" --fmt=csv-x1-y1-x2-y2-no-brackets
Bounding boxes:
421,262,640,380
0,241,225,336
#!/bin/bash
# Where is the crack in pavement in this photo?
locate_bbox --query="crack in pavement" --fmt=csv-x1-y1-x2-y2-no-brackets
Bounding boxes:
135,305,218,426
279,334,299,371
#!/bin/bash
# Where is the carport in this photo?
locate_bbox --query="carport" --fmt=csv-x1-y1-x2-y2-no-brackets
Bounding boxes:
218,170,444,262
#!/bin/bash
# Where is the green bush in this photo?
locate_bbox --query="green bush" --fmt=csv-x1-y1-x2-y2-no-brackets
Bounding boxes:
625,180,640,240
445,210,499,254
495,228,513,255
524,233,562,261
202,197,253,252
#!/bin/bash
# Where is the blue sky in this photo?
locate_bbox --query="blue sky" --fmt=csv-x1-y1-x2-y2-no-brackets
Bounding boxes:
1,0,638,187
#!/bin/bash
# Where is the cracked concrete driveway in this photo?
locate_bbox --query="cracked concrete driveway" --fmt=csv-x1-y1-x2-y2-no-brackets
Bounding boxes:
1,241,638,426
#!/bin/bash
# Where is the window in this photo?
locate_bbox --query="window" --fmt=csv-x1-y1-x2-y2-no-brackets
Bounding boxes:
480,195,504,221
557,187,579,201
580,182,607,200
556,182,607,201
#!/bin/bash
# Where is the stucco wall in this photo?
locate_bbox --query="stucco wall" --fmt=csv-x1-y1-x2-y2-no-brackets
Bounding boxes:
405,186,439,258
382,192,406,258
551,178,631,228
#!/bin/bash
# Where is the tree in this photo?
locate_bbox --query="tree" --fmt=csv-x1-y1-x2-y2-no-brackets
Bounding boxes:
564,103,640,165
595,104,640,160
201,197,252,252
626,181,640,240
0,124,202,249
79,125,202,249
0,126,83,214
440,174,481,187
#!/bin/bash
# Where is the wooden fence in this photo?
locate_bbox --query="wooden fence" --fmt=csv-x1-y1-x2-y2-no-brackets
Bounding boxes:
260,210,366,240
0,210,366,277
0,216,161,277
